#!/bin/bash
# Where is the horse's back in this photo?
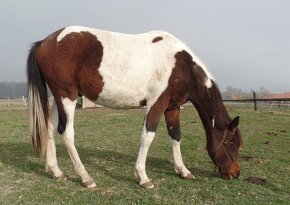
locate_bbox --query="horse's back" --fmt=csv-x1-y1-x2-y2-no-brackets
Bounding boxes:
37,26,207,108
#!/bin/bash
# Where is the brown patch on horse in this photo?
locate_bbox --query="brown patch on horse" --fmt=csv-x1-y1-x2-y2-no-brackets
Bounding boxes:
144,50,213,133
146,95,169,132
152,36,163,43
165,51,194,108
36,31,104,134
77,32,104,101
139,99,147,107
164,108,181,141
144,51,197,132
145,50,204,133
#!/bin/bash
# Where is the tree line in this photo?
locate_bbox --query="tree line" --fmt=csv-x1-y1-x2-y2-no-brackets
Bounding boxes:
0,82,271,100
222,86,271,100
0,82,27,98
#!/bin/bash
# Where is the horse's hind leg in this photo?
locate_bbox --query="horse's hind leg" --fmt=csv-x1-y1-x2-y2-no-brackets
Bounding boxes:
60,97,96,188
164,107,194,180
46,100,65,179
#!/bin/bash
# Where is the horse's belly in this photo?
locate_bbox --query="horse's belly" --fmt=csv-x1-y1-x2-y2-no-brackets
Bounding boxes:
95,85,147,108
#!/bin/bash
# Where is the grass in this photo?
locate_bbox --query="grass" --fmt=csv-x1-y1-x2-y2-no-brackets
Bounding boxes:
0,103,289,204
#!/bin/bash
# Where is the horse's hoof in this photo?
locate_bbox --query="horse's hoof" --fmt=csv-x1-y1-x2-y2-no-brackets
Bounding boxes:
82,180,96,188
180,172,195,180
45,166,50,173
140,181,154,189
53,174,67,181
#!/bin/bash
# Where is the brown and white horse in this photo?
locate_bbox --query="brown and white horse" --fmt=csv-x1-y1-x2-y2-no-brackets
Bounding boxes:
27,26,243,188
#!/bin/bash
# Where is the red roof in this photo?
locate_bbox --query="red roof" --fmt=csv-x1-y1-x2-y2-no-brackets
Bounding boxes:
269,92,290,99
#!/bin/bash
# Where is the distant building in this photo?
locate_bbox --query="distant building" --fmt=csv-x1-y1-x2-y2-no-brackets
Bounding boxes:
269,92,290,99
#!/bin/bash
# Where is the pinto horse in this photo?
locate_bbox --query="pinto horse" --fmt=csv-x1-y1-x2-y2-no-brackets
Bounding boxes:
27,26,242,188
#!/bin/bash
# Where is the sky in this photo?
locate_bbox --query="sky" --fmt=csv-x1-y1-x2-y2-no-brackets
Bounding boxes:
0,0,289,93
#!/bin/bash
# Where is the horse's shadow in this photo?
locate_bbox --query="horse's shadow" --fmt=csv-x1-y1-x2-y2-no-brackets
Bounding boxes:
0,141,215,185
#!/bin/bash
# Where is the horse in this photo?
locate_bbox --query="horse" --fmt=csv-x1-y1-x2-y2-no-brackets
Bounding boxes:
26,26,243,189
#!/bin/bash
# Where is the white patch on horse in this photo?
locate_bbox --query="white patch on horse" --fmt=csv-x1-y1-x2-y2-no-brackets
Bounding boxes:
57,26,92,42
205,77,213,88
57,26,214,106
95,30,177,108
212,116,215,128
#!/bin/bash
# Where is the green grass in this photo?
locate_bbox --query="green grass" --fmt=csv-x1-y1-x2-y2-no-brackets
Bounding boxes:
0,104,289,204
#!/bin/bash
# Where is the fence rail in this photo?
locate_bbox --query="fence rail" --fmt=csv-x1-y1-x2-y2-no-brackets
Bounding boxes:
223,91,290,111
1,95,289,111
0,97,54,107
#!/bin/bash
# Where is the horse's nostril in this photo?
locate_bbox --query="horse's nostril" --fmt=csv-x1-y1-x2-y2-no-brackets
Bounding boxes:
231,171,240,179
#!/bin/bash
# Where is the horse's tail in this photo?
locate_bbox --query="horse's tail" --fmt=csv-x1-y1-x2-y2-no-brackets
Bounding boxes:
26,41,48,157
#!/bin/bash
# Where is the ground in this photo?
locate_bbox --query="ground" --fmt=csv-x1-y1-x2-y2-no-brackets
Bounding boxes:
0,102,289,204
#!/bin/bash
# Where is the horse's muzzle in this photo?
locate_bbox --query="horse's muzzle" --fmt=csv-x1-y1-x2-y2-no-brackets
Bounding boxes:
220,162,240,179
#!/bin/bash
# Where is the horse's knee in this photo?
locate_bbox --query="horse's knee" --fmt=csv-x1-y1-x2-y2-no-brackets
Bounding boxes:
140,131,155,146
63,132,74,146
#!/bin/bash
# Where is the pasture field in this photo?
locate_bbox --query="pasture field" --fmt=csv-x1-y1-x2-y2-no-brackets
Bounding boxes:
0,103,289,204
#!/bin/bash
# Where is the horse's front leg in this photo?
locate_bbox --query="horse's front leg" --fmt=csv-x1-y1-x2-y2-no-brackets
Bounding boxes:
135,99,167,189
164,107,194,180
135,127,156,189
61,98,96,188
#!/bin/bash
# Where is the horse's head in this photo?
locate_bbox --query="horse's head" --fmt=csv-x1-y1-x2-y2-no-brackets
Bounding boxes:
208,116,243,179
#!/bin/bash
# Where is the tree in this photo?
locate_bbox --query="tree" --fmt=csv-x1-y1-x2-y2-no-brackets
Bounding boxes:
258,86,270,98
222,86,252,100
0,82,27,98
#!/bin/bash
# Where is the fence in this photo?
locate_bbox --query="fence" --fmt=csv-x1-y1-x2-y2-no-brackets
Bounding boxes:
223,91,290,111
0,97,93,108
0,97,27,107
0,97,54,107
1,94,289,111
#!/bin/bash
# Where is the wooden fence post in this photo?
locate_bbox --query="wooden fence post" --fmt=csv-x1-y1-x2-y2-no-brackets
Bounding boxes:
253,91,257,111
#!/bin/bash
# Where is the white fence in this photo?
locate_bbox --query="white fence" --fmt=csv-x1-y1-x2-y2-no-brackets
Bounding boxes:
0,97,55,107
0,97,27,107
0,97,101,109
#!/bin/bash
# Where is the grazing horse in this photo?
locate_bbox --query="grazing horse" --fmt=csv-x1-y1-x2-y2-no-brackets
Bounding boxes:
27,26,243,188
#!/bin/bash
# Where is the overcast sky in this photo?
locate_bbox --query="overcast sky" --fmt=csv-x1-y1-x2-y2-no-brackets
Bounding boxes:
0,0,289,92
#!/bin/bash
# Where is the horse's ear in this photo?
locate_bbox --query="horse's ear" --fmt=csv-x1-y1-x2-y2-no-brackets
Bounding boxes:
229,116,239,131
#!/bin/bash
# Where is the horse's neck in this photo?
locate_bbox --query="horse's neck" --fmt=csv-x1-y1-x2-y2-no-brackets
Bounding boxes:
192,83,229,134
